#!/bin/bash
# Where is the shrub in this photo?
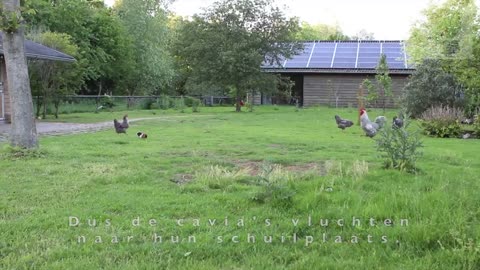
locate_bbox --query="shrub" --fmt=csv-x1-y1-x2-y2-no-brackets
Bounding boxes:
420,106,464,138
187,97,202,112
473,112,480,137
252,162,296,208
140,98,158,110
100,95,115,109
174,96,186,113
245,101,254,112
159,94,173,110
375,119,423,173
402,59,465,118
183,96,200,107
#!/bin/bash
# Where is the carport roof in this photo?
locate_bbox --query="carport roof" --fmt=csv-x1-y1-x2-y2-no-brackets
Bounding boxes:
0,32,75,62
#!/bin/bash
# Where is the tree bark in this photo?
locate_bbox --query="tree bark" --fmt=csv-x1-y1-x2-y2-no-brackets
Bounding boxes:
235,87,242,112
2,0,38,148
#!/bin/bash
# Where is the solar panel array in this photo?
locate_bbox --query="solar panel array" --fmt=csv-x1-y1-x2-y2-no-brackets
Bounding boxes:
266,41,411,70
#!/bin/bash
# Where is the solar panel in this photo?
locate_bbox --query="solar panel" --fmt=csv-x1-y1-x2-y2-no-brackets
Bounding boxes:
261,40,412,70
308,42,335,68
358,42,380,69
332,42,357,68
284,42,313,68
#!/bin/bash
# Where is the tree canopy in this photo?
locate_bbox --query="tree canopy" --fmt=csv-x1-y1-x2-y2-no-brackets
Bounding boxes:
295,21,349,41
176,0,301,111
407,0,480,114
115,0,174,95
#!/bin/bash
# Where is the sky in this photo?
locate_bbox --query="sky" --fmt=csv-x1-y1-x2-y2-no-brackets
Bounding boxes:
104,0,460,40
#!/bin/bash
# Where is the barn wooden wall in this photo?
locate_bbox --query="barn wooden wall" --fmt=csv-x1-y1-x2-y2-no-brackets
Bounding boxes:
303,73,409,108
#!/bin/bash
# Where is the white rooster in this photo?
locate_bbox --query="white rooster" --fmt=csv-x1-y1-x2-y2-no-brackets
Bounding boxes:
359,108,387,137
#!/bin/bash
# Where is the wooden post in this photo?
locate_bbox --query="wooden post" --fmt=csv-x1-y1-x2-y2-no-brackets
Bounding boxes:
357,83,365,125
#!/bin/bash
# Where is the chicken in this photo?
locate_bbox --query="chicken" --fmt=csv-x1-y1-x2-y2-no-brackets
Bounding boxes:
392,116,404,129
121,114,129,129
114,114,129,134
461,118,474,125
375,116,387,128
359,108,386,137
137,132,148,139
335,115,354,130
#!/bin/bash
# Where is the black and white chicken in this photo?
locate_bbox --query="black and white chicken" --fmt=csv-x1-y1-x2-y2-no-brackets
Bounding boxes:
392,116,404,129
359,108,386,138
334,115,354,130
114,114,129,134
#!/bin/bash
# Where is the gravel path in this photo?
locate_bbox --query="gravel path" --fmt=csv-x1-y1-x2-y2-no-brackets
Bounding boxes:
0,115,208,142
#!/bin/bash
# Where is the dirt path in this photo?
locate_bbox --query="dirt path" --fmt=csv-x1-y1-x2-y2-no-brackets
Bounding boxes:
0,115,210,142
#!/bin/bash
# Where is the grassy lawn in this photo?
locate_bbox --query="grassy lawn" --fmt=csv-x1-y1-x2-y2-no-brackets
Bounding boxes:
1,106,479,269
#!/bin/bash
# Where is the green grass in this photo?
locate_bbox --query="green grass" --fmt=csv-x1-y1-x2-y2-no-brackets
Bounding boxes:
1,106,480,269
38,106,227,123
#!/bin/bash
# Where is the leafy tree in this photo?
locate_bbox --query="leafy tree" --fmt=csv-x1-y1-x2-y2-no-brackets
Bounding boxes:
453,39,480,116
85,6,136,95
177,0,301,112
351,29,375,40
407,0,477,63
402,59,465,118
407,0,480,114
115,0,174,95
168,15,191,95
24,0,136,95
28,31,80,118
295,21,349,41
362,54,393,112
46,0,110,90
0,0,38,148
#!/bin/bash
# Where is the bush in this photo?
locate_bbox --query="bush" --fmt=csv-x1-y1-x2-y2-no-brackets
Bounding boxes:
183,96,200,107
375,118,423,173
245,101,254,112
402,59,465,118
182,96,202,112
191,98,201,112
140,98,158,110
472,111,480,138
252,162,296,208
100,95,116,109
159,95,173,110
420,106,464,138
174,96,186,113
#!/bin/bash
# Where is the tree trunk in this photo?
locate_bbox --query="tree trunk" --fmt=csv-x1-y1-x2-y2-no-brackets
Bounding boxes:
54,99,59,119
235,87,242,112
42,91,47,119
248,90,254,112
2,0,38,148
35,95,42,118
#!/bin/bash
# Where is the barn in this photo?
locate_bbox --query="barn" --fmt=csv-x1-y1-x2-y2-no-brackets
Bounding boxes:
0,32,75,123
261,40,415,107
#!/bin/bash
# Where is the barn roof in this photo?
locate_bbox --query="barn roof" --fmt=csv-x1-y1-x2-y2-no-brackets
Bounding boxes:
0,32,75,62
262,40,415,74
